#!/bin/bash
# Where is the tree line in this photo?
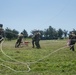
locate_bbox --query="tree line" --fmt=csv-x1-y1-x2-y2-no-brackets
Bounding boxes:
4,26,76,40
31,26,76,40
4,27,28,40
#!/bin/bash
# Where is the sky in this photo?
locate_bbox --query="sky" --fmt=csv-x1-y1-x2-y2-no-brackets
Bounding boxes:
0,0,76,35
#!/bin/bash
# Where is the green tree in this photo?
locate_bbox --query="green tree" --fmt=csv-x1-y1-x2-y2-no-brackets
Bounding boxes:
5,28,19,40
44,29,49,39
44,26,58,39
22,29,28,38
5,28,13,40
58,28,63,39
12,29,19,39
31,29,38,35
48,26,54,39
63,30,68,38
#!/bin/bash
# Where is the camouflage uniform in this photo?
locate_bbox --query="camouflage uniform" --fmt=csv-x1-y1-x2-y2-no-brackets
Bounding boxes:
32,34,36,48
34,32,41,49
69,32,76,51
15,32,24,48
0,24,4,43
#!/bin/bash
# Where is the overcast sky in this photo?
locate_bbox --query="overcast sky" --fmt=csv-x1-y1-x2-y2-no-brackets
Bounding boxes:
0,0,76,35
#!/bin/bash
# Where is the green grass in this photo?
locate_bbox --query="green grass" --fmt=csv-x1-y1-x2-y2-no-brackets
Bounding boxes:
0,39,76,75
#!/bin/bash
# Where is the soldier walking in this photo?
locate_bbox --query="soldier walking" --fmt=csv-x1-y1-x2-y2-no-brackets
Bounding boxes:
68,32,76,51
15,32,24,48
0,24,4,43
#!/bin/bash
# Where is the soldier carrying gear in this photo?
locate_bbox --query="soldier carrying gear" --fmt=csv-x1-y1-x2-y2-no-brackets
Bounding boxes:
15,32,24,48
32,33,36,48
34,32,41,49
0,24,4,43
32,32,41,49
68,32,76,51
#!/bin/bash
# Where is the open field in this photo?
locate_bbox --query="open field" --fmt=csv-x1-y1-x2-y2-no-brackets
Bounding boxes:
0,39,76,75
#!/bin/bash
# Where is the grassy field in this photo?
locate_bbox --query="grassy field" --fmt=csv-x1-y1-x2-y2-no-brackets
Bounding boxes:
0,39,76,75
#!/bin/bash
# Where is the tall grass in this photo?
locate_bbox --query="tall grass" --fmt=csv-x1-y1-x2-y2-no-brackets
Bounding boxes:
0,39,76,75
